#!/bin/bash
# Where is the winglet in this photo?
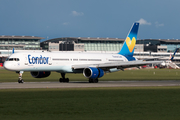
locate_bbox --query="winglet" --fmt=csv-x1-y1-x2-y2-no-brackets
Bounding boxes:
118,22,139,57
12,48,14,54
170,48,178,60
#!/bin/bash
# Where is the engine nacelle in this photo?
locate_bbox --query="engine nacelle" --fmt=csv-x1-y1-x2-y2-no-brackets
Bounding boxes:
30,71,51,78
83,67,104,79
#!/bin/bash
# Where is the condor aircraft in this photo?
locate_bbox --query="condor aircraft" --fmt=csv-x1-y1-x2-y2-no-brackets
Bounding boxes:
4,22,161,83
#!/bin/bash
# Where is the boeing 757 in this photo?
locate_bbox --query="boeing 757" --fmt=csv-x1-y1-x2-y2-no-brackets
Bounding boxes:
4,22,161,83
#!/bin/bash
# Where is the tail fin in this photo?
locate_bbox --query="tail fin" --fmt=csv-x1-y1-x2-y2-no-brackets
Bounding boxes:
12,48,14,54
118,22,139,57
170,48,178,60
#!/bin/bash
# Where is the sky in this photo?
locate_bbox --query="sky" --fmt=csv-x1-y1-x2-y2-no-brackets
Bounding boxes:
0,0,180,41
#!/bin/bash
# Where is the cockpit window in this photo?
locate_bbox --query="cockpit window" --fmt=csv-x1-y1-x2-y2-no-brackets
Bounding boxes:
9,58,14,61
6,58,20,61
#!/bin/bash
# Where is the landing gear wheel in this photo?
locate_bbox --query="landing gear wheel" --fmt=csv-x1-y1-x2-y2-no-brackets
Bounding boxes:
59,78,69,83
94,78,98,83
18,79,24,83
59,78,63,82
65,78,69,82
59,73,69,83
18,71,24,83
89,79,93,83
89,78,98,83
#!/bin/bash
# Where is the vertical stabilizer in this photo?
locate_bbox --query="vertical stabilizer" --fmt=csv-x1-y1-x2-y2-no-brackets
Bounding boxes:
12,48,14,54
170,48,178,60
118,22,139,57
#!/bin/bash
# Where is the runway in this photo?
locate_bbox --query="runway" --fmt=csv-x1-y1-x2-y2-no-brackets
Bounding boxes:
0,81,180,89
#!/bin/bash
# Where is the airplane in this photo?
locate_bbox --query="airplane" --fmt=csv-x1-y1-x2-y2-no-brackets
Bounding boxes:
3,22,162,83
160,48,179,69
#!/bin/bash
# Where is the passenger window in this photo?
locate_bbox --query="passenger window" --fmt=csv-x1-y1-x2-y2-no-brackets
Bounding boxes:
17,58,19,61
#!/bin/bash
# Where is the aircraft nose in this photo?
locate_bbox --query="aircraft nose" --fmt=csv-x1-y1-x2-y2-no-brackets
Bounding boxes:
3,62,12,70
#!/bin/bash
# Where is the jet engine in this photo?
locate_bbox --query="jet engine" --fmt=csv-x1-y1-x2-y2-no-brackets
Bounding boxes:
83,67,104,79
30,71,51,78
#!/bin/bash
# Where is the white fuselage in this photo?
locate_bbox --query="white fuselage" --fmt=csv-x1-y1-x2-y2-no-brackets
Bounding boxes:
4,52,129,73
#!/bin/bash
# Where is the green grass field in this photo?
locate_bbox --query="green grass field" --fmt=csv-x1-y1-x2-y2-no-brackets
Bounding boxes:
0,68,180,82
1,68,180,120
1,87,180,120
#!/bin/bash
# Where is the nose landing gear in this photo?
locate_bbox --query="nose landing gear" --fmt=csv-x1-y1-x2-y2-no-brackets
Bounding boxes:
17,71,24,83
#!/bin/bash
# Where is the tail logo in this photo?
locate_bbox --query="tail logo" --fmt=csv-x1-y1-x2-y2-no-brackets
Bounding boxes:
125,37,136,52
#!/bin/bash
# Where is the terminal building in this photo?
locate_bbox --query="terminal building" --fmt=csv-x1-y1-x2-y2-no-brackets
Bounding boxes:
40,37,180,53
0,36,44,50
40,37,124,52
0,36,44,63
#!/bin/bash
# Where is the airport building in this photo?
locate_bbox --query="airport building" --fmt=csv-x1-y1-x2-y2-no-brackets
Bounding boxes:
136,39,180,52
0,36,44,50
40,37,124,52
40,37,180,53
0,36,44,63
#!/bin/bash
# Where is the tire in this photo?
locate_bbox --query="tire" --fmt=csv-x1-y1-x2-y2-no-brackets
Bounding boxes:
21,80,24,83
18,79,24,83
65,78,69,83
18,79,21,83
94,78,98,83
89,79,93,83
59,78,63,82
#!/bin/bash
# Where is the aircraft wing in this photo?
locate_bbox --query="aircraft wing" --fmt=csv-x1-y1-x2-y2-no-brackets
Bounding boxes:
72,60,162,70
142,57,164,61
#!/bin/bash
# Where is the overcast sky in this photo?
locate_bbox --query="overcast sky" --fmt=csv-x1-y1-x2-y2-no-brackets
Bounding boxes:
0,0,180,41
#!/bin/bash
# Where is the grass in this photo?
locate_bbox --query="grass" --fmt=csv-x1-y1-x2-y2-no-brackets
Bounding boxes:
1,69,180,119
0,87,180,120
0,68,180,82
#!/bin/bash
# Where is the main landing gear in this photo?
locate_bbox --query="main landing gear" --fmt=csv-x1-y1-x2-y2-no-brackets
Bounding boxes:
59,73,69,83
17,71,24,83
89,78,98,83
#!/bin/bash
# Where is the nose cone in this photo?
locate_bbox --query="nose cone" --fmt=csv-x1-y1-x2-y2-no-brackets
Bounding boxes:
4,62,12,70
